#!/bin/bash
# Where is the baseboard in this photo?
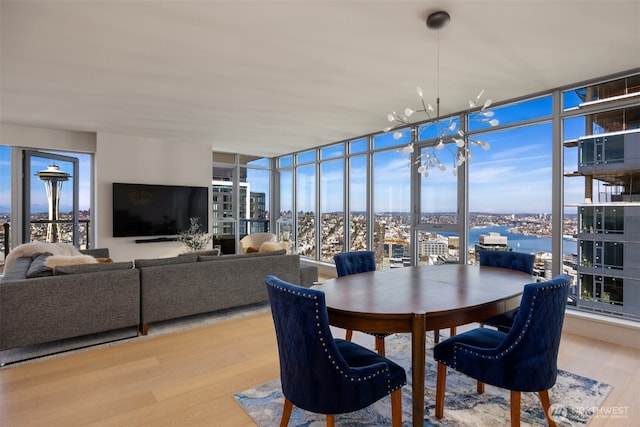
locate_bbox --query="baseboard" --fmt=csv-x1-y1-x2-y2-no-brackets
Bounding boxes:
563,308,640,349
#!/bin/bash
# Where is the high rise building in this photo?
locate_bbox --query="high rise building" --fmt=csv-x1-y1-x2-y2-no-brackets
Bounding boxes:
574,129,640,320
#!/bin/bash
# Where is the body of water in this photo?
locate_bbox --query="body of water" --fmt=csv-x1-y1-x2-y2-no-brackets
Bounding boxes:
443,226,577,255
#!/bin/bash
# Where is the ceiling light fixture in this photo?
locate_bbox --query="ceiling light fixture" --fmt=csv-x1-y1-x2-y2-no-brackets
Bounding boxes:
384,11,499,177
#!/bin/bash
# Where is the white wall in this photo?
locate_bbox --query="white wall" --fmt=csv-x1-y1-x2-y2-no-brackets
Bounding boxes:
95,132,212,261
0,123,96,152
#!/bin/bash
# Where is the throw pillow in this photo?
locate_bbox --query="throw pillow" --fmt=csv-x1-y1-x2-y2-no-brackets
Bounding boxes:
26,252,54,278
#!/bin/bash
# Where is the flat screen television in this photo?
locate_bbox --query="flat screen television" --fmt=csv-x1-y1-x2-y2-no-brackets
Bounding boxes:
113,183,208,237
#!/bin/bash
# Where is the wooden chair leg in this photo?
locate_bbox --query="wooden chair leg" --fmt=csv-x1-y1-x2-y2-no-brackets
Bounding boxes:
510,390,521,427
449,326,457,337
477,380,485,394
390,388,403,427
280,398,293,427
538,390,557,427
375,337,386,356
345,329,353,341
326,414,335,427
434,329,440,344
435,362,447,419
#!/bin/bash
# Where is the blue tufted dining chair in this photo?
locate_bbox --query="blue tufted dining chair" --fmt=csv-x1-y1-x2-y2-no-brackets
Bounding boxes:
265,275,406,427
478,250,536,332
434,274,570,427
333,251,390,354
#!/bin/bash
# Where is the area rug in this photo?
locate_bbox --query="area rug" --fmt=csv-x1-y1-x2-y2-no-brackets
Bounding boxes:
234,333,612,427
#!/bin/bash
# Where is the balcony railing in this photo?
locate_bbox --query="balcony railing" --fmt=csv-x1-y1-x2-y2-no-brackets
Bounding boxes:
0,219,91,265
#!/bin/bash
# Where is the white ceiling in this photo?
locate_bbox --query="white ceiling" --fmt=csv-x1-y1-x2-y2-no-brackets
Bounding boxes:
2,1,639,158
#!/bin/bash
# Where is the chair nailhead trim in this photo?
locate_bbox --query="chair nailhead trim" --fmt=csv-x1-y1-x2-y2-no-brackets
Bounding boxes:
451,283,565,366
269,280,401,393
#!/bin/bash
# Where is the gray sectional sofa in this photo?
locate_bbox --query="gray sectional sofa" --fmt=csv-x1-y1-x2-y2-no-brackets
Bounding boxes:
137,249,315,334
0,248,317,353
0,248,140,352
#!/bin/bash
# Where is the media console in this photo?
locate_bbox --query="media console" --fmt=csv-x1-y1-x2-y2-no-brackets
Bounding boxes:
134,237,178,244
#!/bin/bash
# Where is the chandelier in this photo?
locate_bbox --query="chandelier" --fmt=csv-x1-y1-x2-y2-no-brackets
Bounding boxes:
383,11,499,177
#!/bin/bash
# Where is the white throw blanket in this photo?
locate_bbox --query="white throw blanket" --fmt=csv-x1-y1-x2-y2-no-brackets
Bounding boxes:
3,242,95,272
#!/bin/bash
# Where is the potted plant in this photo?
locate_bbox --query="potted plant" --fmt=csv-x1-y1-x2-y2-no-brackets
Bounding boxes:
177,217,212,252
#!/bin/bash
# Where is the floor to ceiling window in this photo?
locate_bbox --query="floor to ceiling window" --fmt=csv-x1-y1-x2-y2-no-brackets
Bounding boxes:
0,145,11,264
274,70,640,323
296,150,316,258
348,138,368,252
319,144,344,262
372,132,411,268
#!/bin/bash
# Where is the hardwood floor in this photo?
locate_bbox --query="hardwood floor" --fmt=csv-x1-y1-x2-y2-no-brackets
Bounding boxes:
1,310,638,426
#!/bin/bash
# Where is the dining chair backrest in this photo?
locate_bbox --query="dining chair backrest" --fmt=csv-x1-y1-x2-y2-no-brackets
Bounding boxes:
487,274,570,391
334,251,376,277
478,250,535,275
264,274,405,416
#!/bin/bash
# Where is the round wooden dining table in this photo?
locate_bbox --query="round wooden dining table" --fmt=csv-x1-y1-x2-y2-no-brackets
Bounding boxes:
313,263,533,426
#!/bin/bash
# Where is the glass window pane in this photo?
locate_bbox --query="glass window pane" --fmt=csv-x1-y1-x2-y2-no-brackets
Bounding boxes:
604,206,624,233
297,150,315,164
320,144,344,160
563,74,640,111
243,167,270,234
420,146,458,226
349,155,367,251
603,276,623,305
580,240,594,267
580,273,594,301
0,146,10,261
603,134,624,163
296,164,315,257
279,156,293,168
468,123,553,262
373,130,410,150
470,96,552,130
212,164,235,238
278,169,293,245
603,242,623,269
417,117,460,142
417,230,457,266
579,206,594,233
350,138,367,154
320,159,344,261
373,149,410,269
244,157,270,167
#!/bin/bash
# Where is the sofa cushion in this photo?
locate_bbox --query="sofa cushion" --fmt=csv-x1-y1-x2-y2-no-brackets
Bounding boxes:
26,252,54,278
135,254,198,268
179,249,220,257
54,261,134,275
198,249,286,262
0,256,33,281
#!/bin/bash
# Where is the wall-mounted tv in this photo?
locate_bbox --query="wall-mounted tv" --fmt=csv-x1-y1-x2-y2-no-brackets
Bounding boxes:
113,183,208,238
